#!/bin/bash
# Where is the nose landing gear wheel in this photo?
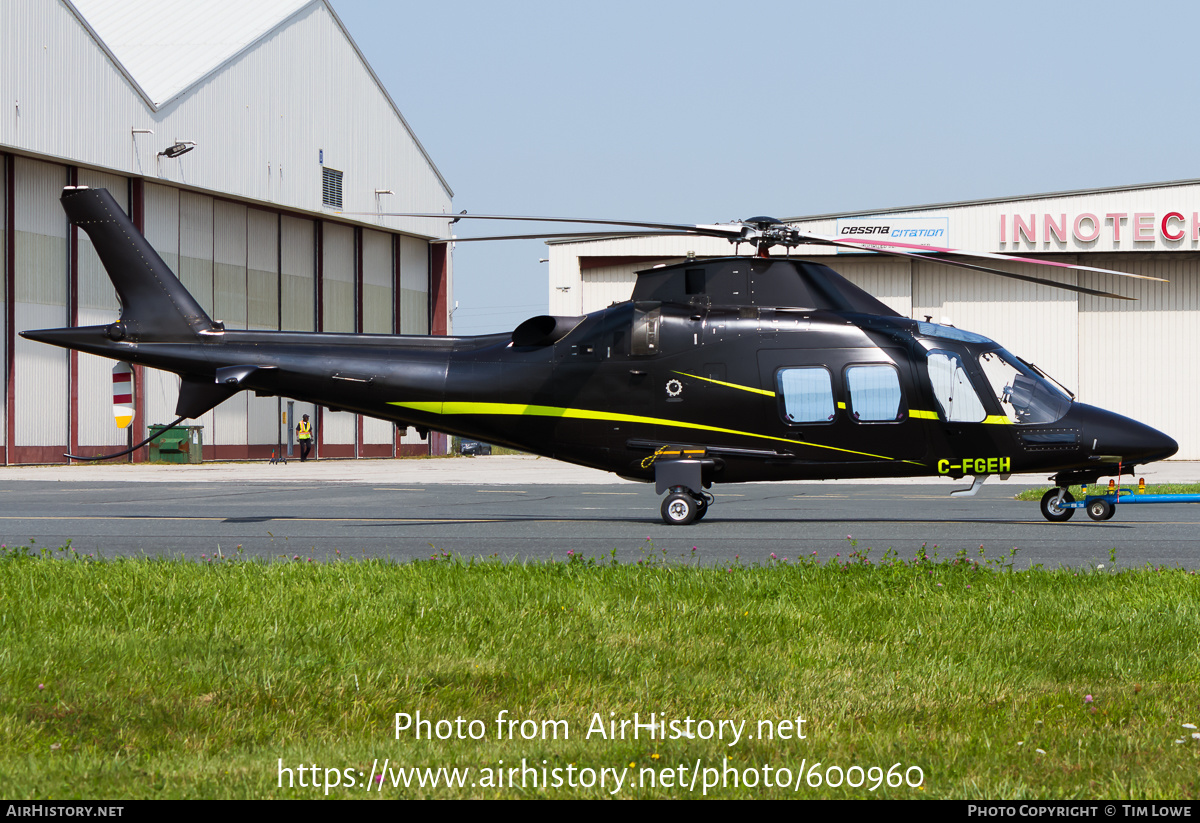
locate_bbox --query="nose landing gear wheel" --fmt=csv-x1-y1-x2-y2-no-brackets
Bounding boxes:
661,492,698,525
1086,498,1115,521
1040,488,1075,522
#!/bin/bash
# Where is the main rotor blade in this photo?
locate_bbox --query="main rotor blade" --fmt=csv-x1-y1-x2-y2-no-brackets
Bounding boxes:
342,209,1151,297
806,233,1167,282
342,212,747,239
802,236,1135,300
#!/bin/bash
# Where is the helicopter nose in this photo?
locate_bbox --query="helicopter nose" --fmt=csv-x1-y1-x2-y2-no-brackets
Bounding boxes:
1080,404,1178,464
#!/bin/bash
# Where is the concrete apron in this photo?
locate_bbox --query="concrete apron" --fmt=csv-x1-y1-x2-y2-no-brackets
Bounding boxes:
1,455,1198,486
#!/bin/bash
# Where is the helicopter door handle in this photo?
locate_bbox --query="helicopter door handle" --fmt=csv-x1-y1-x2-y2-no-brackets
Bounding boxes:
628,369,647,375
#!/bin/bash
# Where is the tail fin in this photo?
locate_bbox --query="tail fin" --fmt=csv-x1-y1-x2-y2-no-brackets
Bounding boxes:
61,186,215,339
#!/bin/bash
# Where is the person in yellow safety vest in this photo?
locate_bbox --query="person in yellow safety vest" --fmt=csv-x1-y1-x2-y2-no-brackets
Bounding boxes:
296,413,313,462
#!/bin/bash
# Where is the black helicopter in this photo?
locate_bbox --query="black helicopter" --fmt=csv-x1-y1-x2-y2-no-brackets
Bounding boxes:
22,187,1178,525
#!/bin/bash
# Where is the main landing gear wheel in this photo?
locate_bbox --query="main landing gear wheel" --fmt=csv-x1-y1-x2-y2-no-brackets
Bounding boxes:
1087,498,1115,521
1040,488,1075,522
661,492,698,525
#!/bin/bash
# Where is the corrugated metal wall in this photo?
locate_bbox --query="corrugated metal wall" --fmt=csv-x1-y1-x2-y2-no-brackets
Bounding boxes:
362,229,393,333
142,183,182,431
281,214,317,453
398,234,428,447
177,191,217,442
13,157,68,450
75,168,126,446
362,228,393,446
281,215,315,330
823,258,912,319
1077,257,1200,460
1,162,433,462
3,0,456,462
399,235,429,334
213,200,249,448
321,221,356,447
247,207,280,447
1,157,7,451
581,263,645,314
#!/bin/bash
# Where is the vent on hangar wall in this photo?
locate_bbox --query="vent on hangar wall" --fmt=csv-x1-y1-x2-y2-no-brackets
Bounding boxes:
322,167,343,209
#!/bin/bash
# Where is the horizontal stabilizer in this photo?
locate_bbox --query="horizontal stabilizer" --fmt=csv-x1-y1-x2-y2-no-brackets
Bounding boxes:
176,377,240,419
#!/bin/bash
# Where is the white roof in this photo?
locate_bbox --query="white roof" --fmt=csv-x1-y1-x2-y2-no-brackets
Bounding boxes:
66,0,313,109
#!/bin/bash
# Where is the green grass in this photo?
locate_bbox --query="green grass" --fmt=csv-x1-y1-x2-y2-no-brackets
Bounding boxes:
1,541,1198,798
1014,483,1200,501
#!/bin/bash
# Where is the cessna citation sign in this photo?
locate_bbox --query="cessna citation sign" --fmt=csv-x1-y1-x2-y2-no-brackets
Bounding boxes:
836,217,949,252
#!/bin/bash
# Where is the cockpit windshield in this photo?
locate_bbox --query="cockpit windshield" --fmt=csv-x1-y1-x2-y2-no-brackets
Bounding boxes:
977,349,1071,424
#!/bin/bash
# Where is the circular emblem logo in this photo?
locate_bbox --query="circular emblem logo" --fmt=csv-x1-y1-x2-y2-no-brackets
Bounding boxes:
665,378,683,398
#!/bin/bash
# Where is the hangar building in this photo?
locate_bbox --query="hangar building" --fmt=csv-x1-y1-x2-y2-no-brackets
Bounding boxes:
1,0,453,464
548,180,1200,459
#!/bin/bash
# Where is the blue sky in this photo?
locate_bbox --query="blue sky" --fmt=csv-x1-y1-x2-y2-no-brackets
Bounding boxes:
331,0,1200,334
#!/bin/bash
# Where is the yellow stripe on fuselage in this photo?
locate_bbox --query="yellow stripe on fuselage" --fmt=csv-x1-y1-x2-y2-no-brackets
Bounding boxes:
908,409,1011,424
389,400,924,465
671,371,777,397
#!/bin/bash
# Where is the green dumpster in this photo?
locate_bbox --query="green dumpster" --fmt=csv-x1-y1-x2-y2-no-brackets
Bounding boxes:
148,425,203,464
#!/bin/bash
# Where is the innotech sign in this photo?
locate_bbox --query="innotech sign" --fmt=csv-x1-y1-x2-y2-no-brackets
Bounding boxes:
835,217,949,252
998,211,1200,247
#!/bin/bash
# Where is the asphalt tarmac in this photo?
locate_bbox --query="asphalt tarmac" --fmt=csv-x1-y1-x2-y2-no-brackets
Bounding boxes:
2,456,1198,568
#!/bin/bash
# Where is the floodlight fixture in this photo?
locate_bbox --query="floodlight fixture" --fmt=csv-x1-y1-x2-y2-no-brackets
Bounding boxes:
158,141,196,159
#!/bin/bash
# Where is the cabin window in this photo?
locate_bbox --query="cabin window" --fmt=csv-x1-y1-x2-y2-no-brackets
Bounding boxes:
777,367,835,423
846,364,903,421
926,350,985,422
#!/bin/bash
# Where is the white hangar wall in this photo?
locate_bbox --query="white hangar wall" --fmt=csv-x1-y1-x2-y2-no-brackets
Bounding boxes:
2,154,441,463
1,0,452,464
549,180,1200,460
0,0,451,232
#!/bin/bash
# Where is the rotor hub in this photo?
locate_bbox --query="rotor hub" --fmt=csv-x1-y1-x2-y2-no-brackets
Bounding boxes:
736,216,803,256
